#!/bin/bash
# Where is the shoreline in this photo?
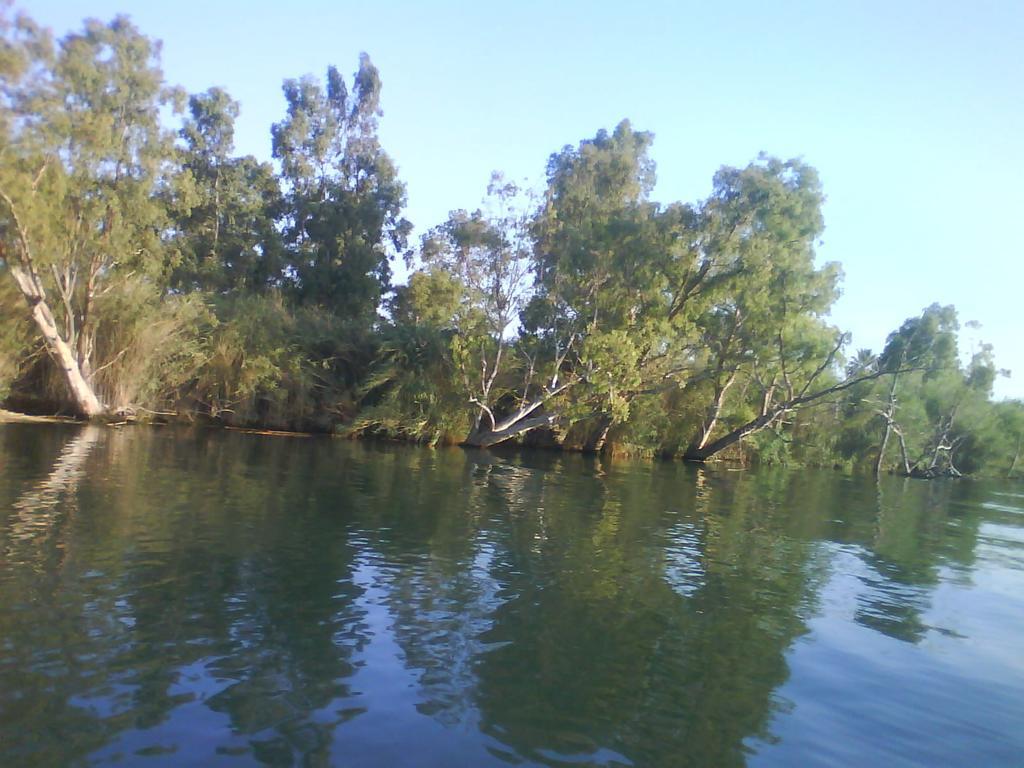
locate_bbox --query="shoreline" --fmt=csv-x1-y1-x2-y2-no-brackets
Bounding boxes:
1,407,996,479
0,408,81,425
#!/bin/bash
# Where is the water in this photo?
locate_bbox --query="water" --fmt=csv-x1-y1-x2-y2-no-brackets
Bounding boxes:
0,425,1022,767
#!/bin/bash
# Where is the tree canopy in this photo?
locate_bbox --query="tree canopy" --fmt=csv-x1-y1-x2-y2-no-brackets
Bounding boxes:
1,8,1019,477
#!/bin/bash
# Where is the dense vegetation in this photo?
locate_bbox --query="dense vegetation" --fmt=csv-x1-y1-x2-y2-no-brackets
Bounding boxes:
1,10,1021,476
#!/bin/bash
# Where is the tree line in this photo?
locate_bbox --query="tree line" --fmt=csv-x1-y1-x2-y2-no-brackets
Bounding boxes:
1,11,1021,476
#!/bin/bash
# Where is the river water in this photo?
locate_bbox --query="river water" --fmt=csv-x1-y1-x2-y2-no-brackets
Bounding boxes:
0,424,1022,766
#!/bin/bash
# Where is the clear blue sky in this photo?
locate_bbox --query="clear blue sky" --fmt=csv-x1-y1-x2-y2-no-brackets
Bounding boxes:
28,1,1024,398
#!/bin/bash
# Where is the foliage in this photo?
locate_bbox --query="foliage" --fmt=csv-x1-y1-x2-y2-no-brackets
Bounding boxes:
169,87,284,293
0,11,186,416
418,175,534,438
0,271,34,399
0,7,1019,476
351,269,468,444
271,56,411,319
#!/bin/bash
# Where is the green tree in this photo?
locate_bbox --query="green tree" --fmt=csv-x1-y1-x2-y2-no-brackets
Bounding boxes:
0,13,177,417
910,342,997,477
420,174,534,444
870,304,959,475
271,56,410,320
517,121,682,449
352,268,469,444
676,159,851,461
169,87,283,293
990,399,1024,478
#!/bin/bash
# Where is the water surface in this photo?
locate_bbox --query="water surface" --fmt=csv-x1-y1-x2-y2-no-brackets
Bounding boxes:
1,425,1022,766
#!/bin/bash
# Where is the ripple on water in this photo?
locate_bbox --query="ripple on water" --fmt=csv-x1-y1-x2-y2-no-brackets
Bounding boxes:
1,429,1023,767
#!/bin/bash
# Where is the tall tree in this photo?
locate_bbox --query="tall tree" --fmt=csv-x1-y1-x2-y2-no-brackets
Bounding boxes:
271,56,410,320
871,303,959,475
0,13,176,417
170,87,283,293
420,174,534,444
511,120,678,449
679,157,843,460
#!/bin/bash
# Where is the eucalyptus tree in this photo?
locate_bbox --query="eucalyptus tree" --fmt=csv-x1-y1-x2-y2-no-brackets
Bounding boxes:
419,174,535,444
992,400,1024,478
0,13,178,417
511,121,685,449
871,304,959,475
907,342,997,477
170,87,283,293
679,158,845,461
271,55,411,320
459,127,851,455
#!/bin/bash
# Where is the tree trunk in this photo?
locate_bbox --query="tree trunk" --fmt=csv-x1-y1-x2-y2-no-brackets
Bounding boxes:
581,414,613,453
463,412,558,448
462,380,571,449
895,427,912,476
875,421,892,476
683,409,778,462
874,375,898,476
680,362,895,463
1008,437,1021,479
29,295,105,418
7,262,106,419
685,372,737,457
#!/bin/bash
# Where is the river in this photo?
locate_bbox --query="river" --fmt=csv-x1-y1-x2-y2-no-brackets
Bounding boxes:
1,424,1022,766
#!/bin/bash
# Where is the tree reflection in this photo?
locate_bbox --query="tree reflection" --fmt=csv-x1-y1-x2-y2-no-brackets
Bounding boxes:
0,429,1003,767
369,459,821,767
0,429,372,766
849,477,984,642
6,425,101,549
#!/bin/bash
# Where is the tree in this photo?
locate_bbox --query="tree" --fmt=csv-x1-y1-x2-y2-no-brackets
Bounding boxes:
871,304,959,475
271,56,410,320
419,174,534,445
352,268,469,445
677,158,845,461
0,13,177,417
991,400,1024,479
512,120,679,450
909,342,997,477
169,87,283,293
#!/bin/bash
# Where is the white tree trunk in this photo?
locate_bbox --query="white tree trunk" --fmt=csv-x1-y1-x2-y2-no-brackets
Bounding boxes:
7,262,105,418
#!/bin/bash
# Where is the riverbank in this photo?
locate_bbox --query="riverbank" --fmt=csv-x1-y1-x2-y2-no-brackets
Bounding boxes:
0,408,81,424
0,407,313,436
2,406,1012,479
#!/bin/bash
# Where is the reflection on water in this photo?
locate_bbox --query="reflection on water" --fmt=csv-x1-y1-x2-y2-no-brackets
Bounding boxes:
0,425,1022,767
8,425,101,545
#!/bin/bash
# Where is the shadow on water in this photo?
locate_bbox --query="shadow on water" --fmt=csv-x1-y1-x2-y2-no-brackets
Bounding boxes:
0,425,1021,766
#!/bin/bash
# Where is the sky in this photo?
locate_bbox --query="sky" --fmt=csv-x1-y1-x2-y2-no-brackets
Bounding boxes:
27,0,1024,398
